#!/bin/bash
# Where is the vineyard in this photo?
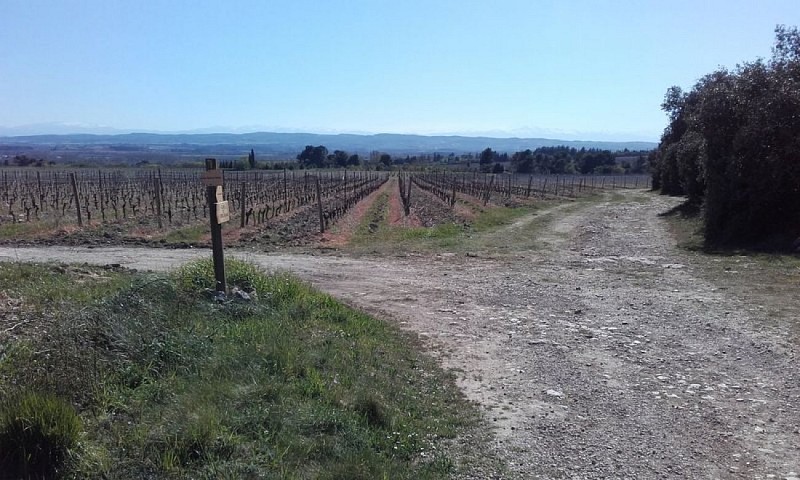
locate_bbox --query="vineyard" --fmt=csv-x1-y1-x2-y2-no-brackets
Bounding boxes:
0,167,650,248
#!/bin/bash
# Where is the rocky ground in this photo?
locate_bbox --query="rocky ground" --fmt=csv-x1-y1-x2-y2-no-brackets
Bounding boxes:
1,190,798,479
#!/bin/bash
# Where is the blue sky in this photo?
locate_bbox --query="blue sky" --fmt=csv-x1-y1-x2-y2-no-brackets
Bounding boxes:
1,0,798,141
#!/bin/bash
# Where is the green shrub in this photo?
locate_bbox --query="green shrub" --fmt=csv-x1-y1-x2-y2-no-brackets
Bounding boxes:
174,257,307,305
0,392,81,479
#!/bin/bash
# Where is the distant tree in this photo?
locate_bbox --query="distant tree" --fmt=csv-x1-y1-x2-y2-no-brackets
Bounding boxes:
12,155,38,167
248,149,256,169
492,162,504,173
347,154,360,166
479,148,496,172
297,145,329,168
629,155,649,174
328,150,350,168
379,153,392,167
576,149,615,174
510,149,535,173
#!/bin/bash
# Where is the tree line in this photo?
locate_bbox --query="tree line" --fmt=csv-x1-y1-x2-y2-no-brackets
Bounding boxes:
479,146,649,175
652,25,800,249
219,144,650,173
2,155,54,167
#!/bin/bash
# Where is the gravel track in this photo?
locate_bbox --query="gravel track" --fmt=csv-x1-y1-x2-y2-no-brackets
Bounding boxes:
1,191,798,479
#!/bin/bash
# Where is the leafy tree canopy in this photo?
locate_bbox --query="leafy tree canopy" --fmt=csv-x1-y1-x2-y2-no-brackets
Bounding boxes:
652,25,800,248
297,145,329,168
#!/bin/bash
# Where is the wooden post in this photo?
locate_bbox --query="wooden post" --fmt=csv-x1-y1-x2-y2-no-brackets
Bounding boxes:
283,168,288,204
316,176,325,233
240,182,247,228
98,170,106,222
70,172,83,227
36,171,44,212
204,159,226,292
153,173,163,229
406,174,412,210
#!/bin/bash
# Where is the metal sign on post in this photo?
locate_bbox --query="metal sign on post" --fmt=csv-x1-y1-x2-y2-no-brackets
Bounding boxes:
204,158,226,292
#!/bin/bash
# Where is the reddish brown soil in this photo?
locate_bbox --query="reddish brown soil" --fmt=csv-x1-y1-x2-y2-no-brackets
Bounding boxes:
453,191,488,214
387,177,423,227
452,201,478,221
318,179,393,248
411,186,464,227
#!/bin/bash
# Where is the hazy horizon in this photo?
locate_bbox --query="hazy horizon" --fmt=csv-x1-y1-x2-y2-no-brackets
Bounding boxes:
2,1,798,143
0,122,658,143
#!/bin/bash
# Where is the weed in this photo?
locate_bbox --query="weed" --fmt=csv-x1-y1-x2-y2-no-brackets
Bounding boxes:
175,256,306,306
162,224,206,244
0,221,53,239
0,392,82,479
470,206,529,231
354,395,391,429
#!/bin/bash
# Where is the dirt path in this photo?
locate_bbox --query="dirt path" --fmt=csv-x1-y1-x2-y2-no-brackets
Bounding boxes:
1,191,798,479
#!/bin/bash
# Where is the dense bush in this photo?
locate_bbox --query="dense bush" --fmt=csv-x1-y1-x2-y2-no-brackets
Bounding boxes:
653,26,800,248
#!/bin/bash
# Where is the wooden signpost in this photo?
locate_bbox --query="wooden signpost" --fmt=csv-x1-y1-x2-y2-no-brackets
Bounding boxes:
201,168,224,187
204,158,227,292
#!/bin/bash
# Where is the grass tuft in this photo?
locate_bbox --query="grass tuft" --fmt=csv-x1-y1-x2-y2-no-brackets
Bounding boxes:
161,224,207,244
0,392,82,479
353,395,391,429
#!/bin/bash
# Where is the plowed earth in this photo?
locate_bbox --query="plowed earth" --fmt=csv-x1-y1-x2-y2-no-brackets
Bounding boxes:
0,175,459,249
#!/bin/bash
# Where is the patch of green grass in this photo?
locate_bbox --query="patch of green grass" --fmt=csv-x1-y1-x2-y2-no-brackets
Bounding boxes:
470,206,530,231
0,220,54,239
0,262,131,312
0,259,478,479
354,222,464,253
162,224,207,244
349,192,390,242
397,223,462,241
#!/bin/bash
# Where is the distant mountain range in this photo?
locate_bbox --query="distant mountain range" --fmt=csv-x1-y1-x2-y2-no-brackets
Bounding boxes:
0,131,656,155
